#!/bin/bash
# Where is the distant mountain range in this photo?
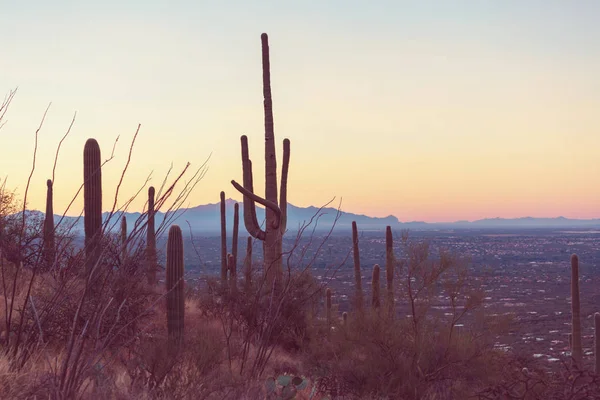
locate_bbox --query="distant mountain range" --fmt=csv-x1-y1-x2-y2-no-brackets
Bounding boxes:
25,199,600,234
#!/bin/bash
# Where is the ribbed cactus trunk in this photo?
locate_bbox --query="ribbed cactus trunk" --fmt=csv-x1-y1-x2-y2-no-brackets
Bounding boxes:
244,237,253,292
385,226,394,318
372,264,381,310
352,221,363,311
326,288,332,327
595,313,600,374
571,254,582,368
146,187,157,285
231,33,291,292
42,179,55,272
166,225,185,345
83,139,102,276
120,215,127,263
220,191,227,286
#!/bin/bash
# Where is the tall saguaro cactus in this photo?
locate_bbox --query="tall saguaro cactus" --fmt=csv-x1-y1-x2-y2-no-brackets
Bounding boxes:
326,288,332,327
83,139,102,275
42,179,55,271
385,226,395,318
372,264,381,309
166,225,185,345
220,191,227,285
231,33,291,289
232,202,239,277
570,254,583,367
146,186,157,285
352,221,363,311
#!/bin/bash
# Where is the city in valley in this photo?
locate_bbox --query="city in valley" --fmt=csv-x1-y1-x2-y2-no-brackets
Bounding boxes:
171,227,600,370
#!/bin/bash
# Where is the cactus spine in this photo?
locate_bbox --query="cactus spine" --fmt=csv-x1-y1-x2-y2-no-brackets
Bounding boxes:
166,225,185,345
372,264,381,309
244,237,253,291
326,288,332,327
571,254,582,367
385,226,394,318
352,221,363,311
120,215,127,263
83,139,102,275
596,313,600,374
42,179,55,271
231,33,291,289
146,186,157,285
220,191,227,285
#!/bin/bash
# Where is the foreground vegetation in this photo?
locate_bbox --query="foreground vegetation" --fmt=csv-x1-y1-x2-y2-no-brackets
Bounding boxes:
1,33,600,399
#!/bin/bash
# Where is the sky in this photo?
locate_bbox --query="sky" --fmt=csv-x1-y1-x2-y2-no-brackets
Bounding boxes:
1,1,599,223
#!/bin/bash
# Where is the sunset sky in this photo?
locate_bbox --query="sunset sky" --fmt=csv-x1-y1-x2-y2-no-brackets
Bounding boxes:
1,1,599,223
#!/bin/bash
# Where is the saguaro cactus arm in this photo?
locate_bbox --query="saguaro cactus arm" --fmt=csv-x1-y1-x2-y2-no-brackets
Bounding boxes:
231,180,281,229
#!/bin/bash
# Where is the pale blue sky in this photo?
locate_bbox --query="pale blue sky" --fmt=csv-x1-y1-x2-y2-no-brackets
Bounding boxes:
1,1,599,221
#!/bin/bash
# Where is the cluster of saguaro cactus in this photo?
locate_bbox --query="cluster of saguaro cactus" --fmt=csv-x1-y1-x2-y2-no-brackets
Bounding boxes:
571,254,582,367
83,139,103,276
42,179,55,271
166,225,185,344
231,33,291,289
146,186,157,285
219,192,239,290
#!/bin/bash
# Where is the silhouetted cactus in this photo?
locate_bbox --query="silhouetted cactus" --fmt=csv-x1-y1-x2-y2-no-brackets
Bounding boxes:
83,139,102,275
571,254,582,367
385,226,394,318
352,221,363,311
166,225,185,345
120,215,127,263
372,264,380,309
42,179,55,271
228,253,237,293
231,33,291,289
232,202,239,279
342,312,348,327
146,186,157,285
595,312,600,374
244,237,252,291
220,191,227,285
326,288,332,327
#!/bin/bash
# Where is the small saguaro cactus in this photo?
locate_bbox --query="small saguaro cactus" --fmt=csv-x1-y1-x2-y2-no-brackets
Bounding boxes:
595,312,600,374
146,186,157,285
326,288,332,327
352,221,363,311
244,237,253,291
228,253,237,293
571,254,582,367
372,264,381,309
232,202,239,278
120,215,127,263
83,138,103,275
220,191,227,285
385,226,395,318
42,179,55,271
166,225,185,345
230,33,291,289
342,312,348,327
